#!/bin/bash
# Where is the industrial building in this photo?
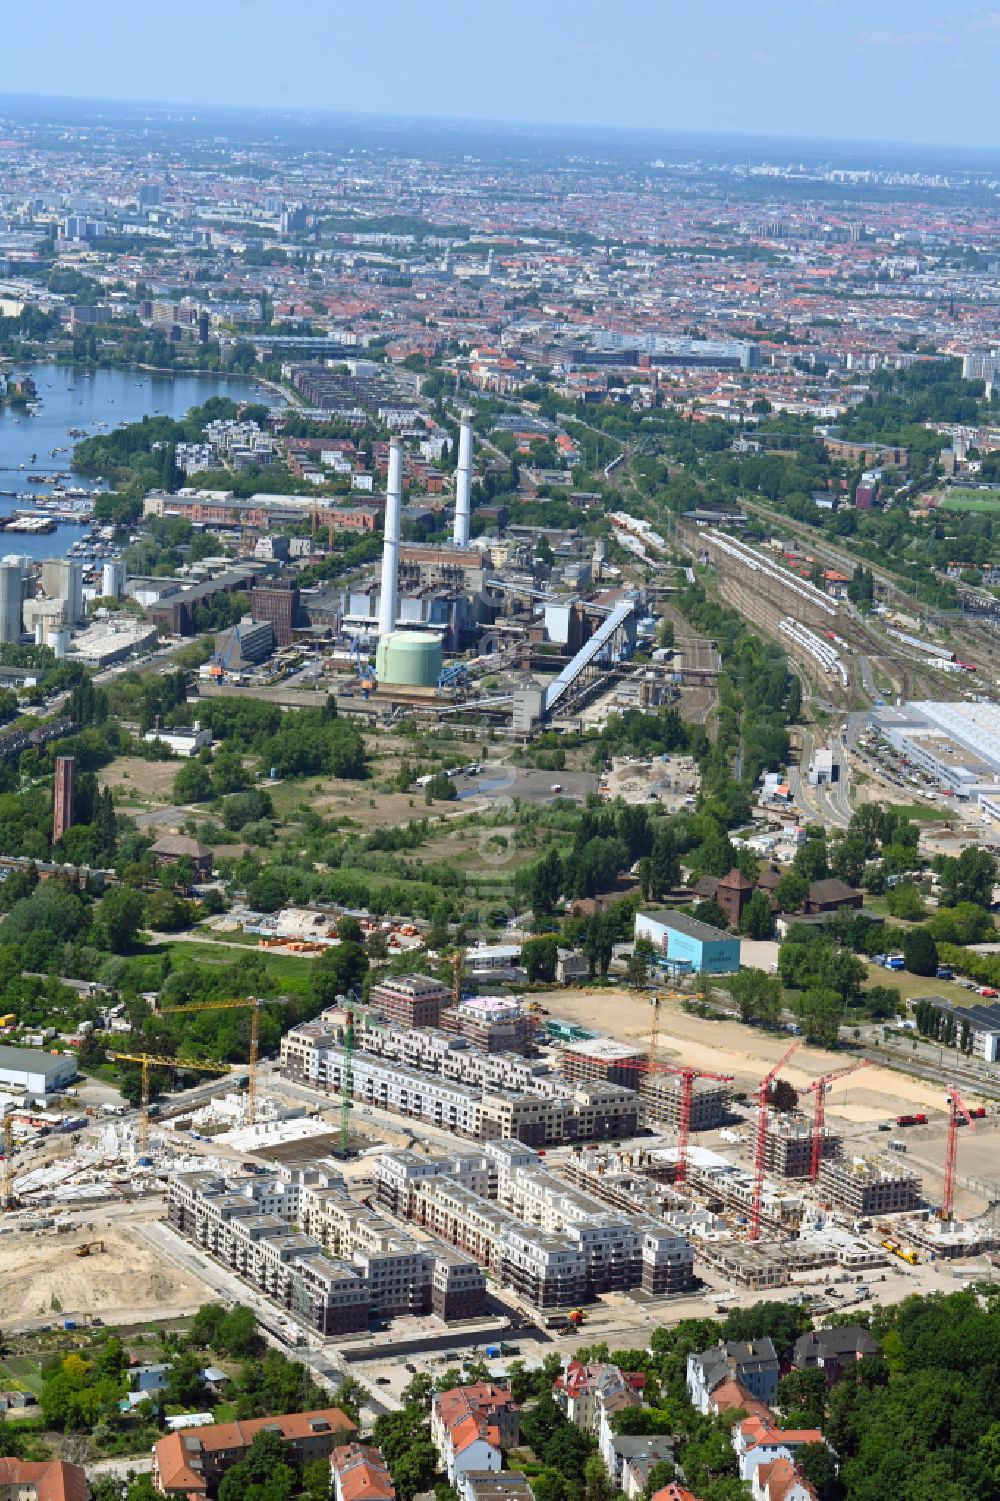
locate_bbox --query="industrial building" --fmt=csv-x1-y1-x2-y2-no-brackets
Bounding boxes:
818,1157,921,1215
872,700,1000,800
634,909,742,974
68,617,159,667
0,1043,77,1095
214,617,276,668
916,996,1000,1063
0,562,23,642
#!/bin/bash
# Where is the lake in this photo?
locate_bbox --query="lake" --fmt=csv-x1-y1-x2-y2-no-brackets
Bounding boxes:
0,364,274,560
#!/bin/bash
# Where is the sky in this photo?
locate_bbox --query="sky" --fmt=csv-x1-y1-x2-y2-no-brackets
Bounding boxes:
5,0,1000,151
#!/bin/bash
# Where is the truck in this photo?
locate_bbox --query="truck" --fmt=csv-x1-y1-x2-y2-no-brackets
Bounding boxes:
895,1113,927,1127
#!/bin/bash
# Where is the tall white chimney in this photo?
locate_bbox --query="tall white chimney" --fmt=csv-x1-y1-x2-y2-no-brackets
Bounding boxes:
378,437,403,636
453,410,473,547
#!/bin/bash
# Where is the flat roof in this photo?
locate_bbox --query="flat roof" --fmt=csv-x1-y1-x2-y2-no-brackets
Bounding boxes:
561,1038,644,1061
639,908,735,944
0,1044,74,1079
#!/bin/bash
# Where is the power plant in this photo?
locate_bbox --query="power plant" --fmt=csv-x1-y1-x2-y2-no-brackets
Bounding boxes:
453,410,473,547
377,437,403,638
322,408,647,724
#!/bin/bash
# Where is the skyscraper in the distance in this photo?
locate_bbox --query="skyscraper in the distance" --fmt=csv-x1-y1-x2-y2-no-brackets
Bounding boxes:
52,756,76,844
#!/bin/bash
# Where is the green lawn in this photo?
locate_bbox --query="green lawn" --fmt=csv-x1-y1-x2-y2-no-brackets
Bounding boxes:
154,941,314,994
937,494,1000,513
0,1356,44,1394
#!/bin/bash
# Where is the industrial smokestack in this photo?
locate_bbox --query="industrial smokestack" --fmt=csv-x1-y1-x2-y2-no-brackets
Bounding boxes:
378,437,403,636
453,410,473,547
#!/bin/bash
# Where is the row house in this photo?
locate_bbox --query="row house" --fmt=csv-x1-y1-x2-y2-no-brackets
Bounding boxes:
167,1167,485,1329
279,1032,638,1146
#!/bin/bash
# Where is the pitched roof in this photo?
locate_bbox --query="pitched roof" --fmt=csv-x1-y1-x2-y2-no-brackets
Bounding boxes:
806,877,861,904
332,1443,395,1501
154,1408,356,1492
757,1457,820,1501
149,832,210,858
718,867,753,891
792,1326,881,1367
707,1377,772,1419
0,1460,88,1501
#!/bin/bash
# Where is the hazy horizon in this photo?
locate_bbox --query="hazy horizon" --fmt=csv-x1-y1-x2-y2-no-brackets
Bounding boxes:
5,0,1000,155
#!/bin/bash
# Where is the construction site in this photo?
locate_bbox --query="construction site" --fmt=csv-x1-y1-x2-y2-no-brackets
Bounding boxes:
2,965,998,1342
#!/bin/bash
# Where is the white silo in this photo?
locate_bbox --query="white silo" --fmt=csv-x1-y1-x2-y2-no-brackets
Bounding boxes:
102,559,126,600
0,562,23,643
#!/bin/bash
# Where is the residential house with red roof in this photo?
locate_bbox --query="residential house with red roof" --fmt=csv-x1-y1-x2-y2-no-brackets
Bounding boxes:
431,1385,520,1501
152,1408,356,1496
331,1443,395,1501
0,1459,87,1501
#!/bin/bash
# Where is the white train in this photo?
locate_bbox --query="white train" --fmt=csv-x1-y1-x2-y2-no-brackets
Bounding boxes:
779,616,849,687
705,529,837,618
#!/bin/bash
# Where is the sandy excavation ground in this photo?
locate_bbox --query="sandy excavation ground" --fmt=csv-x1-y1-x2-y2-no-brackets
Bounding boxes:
0,1224,210,1328
537,987,955,1124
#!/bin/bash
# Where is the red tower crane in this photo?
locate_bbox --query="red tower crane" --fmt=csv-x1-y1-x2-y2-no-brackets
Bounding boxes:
942,1084,976,1222
749,1040,800,1242
671,1065,736,1186
565,1051,733,1187
805,1060,870,1181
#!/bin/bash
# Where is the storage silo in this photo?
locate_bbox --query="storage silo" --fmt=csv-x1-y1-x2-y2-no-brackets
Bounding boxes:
0,562,23,643
375,630,443,689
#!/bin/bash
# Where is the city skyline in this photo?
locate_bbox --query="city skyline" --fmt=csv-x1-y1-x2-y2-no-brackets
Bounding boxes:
4,0,1000,153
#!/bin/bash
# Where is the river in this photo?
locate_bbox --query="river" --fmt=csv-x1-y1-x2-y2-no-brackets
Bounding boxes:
0,364,274,561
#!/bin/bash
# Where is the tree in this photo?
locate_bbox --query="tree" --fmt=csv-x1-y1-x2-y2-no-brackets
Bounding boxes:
741,890,773,939
524,935,558,983
886,880,925,921
777,1368,827,1428
730,968,782,1026
165,1350,207,1409
902,927,938,977
218,1431,296,1501
795,986,844,1048
530,848,563,920
173,761,214,803
649,827,680,898
938,845,996,907
311,941,369,1006
773,871,808,913
98,886,146,954
796,1441,839,1501
769,1078,798,1113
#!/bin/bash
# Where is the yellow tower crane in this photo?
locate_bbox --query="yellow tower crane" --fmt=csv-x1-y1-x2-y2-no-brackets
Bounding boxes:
648,992,661,1073
109,1052,229,1156
161,998,265,1127
2,1110,15,1212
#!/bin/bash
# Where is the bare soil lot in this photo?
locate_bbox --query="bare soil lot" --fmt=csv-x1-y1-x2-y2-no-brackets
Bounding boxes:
536,986,949,1120
97,757,179,805
0,1224,210,1327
